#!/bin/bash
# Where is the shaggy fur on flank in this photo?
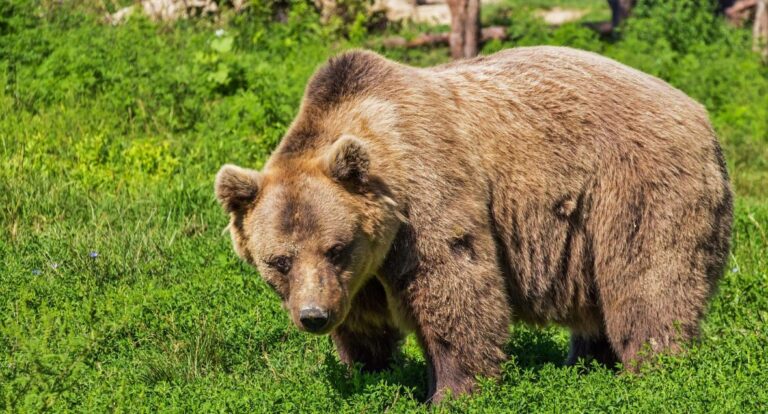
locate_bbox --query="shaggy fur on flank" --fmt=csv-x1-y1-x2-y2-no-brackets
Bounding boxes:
215,47,733,403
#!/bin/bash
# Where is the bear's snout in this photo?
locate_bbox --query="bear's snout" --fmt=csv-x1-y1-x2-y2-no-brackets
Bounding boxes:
299,306,330,333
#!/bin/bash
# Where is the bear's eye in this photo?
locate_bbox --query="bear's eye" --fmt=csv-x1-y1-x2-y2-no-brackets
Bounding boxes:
325,243,347,265
266,255,292,275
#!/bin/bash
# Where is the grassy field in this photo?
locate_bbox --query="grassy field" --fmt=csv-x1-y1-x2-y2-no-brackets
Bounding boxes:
1,0,767,412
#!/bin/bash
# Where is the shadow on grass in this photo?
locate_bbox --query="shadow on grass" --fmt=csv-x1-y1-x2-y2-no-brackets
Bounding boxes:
323,327,570,403
323,347,430,402
505,327,569,369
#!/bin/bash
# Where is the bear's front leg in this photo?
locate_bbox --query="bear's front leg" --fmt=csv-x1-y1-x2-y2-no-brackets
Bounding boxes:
404,231,511,403
331,277,403,372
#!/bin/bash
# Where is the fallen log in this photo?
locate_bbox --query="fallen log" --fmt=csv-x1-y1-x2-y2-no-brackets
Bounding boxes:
379,26,507,49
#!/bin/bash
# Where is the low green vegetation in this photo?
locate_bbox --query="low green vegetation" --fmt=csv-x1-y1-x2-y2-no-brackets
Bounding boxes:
1,0,766,411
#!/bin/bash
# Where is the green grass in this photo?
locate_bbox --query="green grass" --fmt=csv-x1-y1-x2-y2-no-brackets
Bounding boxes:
1,0,767,412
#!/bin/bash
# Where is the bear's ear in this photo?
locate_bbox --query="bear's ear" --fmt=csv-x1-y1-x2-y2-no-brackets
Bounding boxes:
215,164,262,214
323,135,370,186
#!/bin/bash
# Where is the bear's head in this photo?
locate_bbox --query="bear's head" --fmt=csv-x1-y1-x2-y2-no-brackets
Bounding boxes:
215,136,402,334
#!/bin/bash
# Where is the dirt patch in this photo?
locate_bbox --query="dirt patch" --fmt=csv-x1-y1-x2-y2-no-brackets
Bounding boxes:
534,7,589,26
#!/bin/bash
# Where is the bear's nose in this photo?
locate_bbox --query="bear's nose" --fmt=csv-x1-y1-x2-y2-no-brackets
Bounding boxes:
299,306,329,332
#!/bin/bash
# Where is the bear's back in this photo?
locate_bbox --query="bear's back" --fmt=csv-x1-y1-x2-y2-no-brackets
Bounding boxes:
415,46,719,190
424,46,711,149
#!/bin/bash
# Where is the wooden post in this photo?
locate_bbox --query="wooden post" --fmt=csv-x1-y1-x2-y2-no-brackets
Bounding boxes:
755,0,768,60
447,0,481,59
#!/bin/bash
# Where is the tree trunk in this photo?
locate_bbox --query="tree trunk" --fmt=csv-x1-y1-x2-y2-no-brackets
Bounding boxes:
755,0,768,60
608,0,636,28
447,0,481,59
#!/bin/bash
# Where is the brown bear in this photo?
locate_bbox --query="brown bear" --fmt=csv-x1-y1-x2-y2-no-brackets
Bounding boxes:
214,46,733,403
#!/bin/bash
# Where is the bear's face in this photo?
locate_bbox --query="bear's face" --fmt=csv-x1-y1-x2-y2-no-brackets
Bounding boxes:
215,136,401,334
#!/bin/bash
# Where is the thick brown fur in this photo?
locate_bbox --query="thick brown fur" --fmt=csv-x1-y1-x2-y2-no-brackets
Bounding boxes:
215,47,733,403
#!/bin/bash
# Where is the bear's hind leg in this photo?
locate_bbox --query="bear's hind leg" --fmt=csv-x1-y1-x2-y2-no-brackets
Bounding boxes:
566,332,619,368
590,177,727,370
332,325,401,372
596,247,709,370
595,237,714,370
600,295,697,371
